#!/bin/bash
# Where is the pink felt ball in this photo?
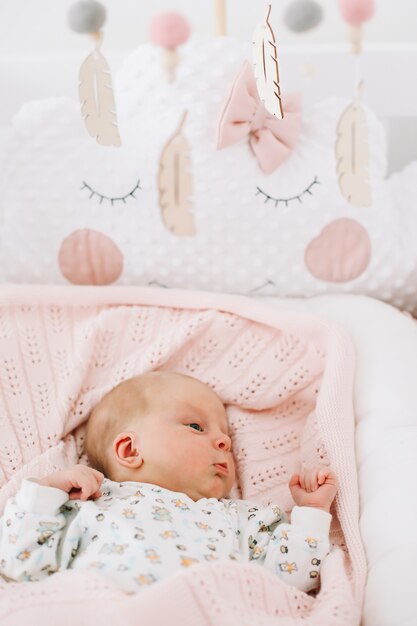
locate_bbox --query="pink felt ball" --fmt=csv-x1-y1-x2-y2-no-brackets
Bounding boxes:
149,12,191,49
338,0,375,26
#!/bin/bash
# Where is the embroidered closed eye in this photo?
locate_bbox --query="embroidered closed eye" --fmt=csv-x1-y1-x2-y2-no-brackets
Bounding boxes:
81,179,141,205
256,177,320,207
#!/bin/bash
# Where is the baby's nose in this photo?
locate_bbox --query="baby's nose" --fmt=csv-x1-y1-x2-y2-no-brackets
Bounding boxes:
215,433,232,452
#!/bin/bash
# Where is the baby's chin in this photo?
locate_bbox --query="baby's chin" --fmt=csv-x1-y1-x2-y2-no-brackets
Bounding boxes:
111,468,233,501
189,480,232,502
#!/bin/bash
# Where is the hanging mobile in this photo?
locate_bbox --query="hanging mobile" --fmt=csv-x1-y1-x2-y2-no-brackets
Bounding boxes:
158,112,195,236
335,0,375,207
252,4,284,119
283,0,323,33
149,12,191,84
68,0,121,146
214,0,227,36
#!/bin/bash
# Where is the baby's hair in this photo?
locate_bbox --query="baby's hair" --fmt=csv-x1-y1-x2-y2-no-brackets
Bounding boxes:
84,371,199,478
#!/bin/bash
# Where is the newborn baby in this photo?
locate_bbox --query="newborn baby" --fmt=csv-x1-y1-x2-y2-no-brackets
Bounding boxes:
0,371,338,594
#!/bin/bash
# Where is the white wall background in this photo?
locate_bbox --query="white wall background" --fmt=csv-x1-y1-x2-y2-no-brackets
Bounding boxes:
0,0,416,53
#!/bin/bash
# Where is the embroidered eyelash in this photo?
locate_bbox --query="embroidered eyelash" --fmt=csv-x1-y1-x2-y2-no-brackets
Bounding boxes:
81,179,142,205
256,177,320,207
248,280,276,295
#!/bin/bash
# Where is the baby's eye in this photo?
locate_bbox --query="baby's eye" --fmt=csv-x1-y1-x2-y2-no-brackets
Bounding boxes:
188,423,204,432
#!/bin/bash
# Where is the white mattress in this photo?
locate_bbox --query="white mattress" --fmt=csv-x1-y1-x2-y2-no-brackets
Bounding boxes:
261,293,417,626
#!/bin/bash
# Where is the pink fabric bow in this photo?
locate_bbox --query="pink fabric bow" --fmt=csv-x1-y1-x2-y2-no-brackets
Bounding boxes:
216,61,302,175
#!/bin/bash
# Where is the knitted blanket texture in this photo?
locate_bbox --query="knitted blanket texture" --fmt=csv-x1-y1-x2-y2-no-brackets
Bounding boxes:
0,286,365,626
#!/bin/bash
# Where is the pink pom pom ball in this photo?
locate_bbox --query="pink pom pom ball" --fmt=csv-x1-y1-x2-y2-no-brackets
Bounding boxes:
149,12,191,49
338,0,375,26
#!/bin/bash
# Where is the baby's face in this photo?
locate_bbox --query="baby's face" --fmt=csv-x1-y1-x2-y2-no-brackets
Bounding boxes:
122,376,236,501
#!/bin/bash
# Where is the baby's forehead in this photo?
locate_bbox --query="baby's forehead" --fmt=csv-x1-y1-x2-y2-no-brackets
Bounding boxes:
147,373,217,402
123,372,228,418
173,397,229,430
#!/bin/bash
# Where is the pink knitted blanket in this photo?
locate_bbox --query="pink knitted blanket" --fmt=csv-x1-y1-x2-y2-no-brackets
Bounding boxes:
0,286,365,626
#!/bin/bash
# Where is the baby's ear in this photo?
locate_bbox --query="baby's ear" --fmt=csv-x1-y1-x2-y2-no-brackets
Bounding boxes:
113,432,143,469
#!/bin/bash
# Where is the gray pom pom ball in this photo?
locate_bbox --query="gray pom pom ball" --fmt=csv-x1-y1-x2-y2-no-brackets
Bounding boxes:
284,0,323,33
68,1,106,34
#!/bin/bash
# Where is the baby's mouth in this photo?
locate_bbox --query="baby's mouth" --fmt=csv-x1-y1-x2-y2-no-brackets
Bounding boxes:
213,462,229,476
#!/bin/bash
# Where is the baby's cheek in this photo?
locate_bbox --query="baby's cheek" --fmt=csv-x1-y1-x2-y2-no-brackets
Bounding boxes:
176,443,205,471
228,464,237,489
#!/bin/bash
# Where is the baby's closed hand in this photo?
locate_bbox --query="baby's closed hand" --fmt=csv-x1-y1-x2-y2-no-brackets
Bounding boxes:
289,466,338,513
35,464,104,501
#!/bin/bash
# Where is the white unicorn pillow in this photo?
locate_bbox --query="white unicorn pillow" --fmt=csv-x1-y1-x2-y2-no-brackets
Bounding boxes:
0,37,416,312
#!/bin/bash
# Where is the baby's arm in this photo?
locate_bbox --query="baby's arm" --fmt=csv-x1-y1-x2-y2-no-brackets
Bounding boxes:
0,465,103,582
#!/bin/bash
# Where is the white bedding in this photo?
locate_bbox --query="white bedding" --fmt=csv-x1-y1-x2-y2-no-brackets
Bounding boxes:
262,294,417,626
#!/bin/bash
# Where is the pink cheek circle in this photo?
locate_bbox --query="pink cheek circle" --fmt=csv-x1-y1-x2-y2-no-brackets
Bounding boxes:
305,218,371,283
58,229,124,285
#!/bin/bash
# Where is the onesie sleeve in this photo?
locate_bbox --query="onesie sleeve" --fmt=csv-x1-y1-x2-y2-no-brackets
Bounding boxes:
233,500,331,593
263,506,331,592
0,478,81,582
232,499,288,560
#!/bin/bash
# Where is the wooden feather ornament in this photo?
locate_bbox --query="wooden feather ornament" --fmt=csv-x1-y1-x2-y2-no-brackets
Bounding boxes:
158,112,195,236
252,4,284,119
336,100,371,207
79,34,121,147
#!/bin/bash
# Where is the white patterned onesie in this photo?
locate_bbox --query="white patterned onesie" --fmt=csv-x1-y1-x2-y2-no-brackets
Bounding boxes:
0,478,331,594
